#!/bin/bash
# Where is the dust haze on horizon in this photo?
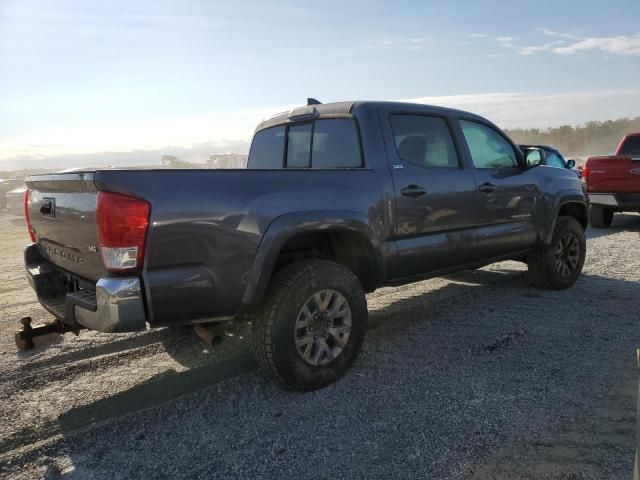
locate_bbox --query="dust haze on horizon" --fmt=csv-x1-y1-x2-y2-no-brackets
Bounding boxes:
2,89,639,172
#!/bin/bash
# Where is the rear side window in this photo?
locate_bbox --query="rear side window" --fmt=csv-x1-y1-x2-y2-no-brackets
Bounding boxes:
247,118,362,169
389,115,459,168
619,136,640,156
460,120,518,169
312,119,362,168
247,126,285,169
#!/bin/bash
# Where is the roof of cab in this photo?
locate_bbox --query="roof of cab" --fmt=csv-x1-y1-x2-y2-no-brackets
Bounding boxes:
255,100,487,132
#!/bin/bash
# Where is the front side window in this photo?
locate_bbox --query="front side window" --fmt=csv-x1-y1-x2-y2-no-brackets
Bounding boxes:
460,120,518,169
389,114,459,168
247,125,285,169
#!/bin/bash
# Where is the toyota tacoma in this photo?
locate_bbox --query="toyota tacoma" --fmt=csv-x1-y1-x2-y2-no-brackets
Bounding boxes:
22,100,588,390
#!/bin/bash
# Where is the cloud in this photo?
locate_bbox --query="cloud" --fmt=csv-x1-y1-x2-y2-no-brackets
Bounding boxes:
506,30,640,56
540,28,581,40
378,36,431,48
469,33,488,38
553,33,640,55
496,36,516,47
400,89,640,129
517,42,562,56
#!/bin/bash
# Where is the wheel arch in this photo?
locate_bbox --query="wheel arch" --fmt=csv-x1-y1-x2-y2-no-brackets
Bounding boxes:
543,195,589,245
239,211,385,313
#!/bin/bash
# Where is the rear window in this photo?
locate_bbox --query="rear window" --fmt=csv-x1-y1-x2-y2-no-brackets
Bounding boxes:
619,136,640,156
247,125,285,168
247,118,362,169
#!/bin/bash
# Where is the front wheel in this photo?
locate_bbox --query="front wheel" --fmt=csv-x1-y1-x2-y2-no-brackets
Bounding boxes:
590,205,614,228
527,216,586,290
251,259,367,391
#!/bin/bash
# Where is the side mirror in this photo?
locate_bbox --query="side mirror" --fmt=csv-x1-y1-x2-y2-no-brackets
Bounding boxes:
525,148,544,168
566,159,576,169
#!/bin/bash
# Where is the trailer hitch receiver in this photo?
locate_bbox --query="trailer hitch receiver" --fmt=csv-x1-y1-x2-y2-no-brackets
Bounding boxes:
15,316,75,351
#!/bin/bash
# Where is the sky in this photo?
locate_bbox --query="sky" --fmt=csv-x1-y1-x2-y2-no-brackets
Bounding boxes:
1,0,640,168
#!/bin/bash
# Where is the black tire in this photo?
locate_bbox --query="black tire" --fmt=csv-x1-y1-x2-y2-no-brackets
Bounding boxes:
590,205,614,228
251,259,367,391
527,216,586,290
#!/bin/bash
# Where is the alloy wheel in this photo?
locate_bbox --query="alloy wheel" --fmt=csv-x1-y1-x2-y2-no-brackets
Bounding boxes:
554,233,580,277
294,289,352,366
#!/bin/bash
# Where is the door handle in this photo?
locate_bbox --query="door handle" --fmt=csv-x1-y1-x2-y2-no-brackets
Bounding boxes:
478,182,496,194
401,185,427,198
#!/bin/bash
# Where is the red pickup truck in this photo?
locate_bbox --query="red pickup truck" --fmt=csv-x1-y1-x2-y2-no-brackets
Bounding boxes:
583,133,640,227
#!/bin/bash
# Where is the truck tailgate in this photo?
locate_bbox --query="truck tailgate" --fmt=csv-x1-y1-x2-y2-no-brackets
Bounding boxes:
585,155,640,193
26,173,105,281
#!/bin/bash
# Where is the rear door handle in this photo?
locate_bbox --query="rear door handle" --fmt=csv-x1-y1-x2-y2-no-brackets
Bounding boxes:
401,185,427,198
478,182,496,194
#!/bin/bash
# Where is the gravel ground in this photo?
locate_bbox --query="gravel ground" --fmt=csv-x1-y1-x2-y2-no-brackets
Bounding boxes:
0,212,638,479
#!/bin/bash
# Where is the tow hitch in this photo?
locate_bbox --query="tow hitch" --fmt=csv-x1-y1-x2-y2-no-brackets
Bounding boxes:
15,316,78,351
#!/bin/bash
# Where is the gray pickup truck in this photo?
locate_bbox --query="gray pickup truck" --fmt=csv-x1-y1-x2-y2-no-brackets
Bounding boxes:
23,100,588,390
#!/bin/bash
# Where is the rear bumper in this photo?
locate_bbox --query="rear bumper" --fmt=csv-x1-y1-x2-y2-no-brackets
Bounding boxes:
24,244,146,332
588,193,640,209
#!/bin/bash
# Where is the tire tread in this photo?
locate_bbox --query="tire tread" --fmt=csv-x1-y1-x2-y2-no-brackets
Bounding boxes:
528,216,585,290
251,259,363,390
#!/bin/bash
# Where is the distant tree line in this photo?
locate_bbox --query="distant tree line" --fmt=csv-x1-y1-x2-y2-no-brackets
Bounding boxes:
505,116,640,158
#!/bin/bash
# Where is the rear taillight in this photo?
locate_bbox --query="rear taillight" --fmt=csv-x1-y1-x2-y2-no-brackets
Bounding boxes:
24,189,36,243
582,160,589,185
96,191,150,272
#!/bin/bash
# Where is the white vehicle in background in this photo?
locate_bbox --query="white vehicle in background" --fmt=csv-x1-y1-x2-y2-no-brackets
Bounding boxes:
5,186,27,214
0,179,25,213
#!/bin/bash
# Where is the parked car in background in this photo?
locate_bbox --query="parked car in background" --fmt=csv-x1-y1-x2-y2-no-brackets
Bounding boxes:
6,186,27,214
519,145,580,177
0,178,25,211
22,100,588,390
583,132,640,228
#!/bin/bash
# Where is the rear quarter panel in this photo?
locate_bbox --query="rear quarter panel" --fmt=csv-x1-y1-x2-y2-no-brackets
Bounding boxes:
94,169,387,325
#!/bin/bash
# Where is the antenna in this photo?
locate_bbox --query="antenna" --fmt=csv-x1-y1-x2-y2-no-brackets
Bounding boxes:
307,98,322,106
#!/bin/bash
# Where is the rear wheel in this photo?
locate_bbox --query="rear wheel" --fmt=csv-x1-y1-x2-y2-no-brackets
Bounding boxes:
251,259,367,391
527,216,586,290
590,205,614,228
